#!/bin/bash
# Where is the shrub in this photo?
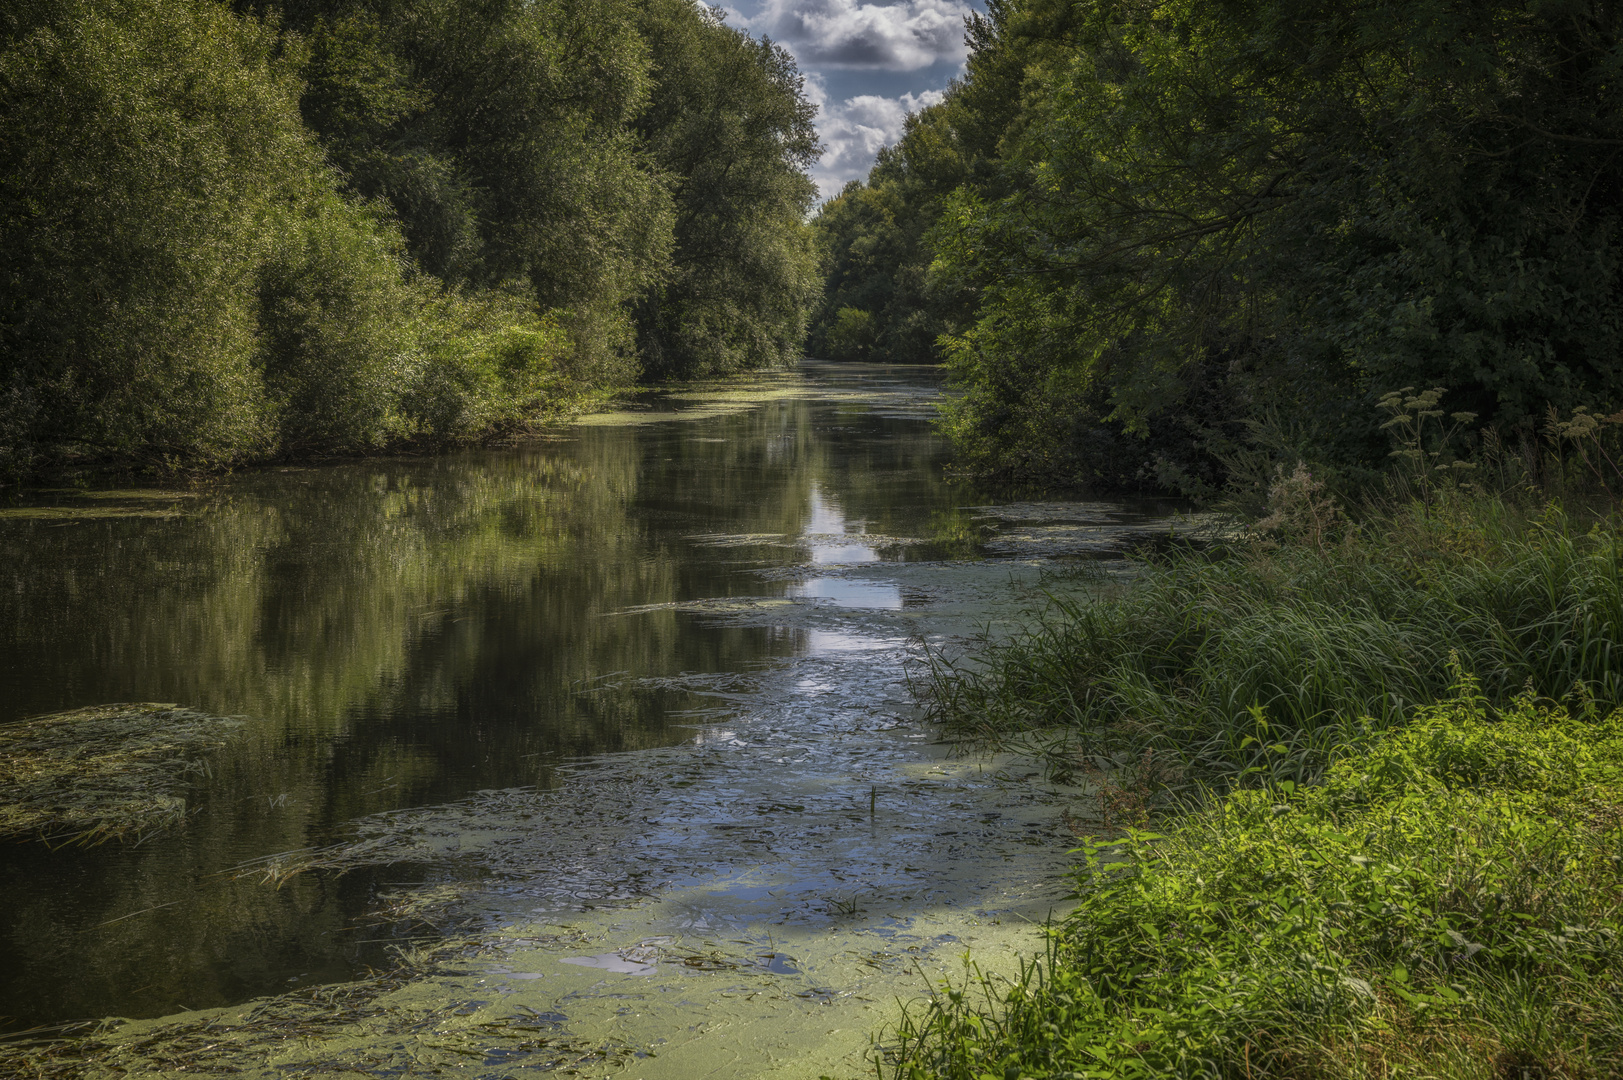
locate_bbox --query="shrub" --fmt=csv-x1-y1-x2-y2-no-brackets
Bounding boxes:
406,291,570,438
256,193,419,453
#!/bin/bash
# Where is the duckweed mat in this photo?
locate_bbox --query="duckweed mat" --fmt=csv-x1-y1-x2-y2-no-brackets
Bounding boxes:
0,704,244,844
0,938,639,1080
0,894,1054,1079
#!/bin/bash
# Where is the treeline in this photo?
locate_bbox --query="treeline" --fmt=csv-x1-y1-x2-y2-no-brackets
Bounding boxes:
0,0,820,478
811,0,1623,494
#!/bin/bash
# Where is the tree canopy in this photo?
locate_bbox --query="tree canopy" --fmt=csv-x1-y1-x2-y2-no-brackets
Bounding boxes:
811,0,1623,492
0,0,822,480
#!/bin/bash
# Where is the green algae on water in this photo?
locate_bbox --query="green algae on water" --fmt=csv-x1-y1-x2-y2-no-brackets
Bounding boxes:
0,897,1057,1079
0,704,244,844
0,488,197,521
0,938,644,1080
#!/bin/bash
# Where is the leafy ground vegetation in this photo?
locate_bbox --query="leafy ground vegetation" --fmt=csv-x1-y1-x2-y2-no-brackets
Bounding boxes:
888,433,1623,1076
811,0,1623,495
0,0,819,487
889,681,1623,1079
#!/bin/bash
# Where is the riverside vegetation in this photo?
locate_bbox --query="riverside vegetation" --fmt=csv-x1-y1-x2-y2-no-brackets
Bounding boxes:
883,423,1623,1077
810,11,1623,1063
811,0,1623,496
8,0,1623,1075
0,0,820,487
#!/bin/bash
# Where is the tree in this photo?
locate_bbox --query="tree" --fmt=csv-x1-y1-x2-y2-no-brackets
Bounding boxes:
809,103,969,363
0,0,825,482
1,0,308,464
929,0,1623,490
632,0,822,378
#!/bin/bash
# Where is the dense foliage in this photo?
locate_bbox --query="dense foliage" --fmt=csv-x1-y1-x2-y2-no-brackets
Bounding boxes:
0,0,820,480
901,467,1623,1075
809,108,969,365
890,678,1623,1078
632,0,821,378
812,0,1623,492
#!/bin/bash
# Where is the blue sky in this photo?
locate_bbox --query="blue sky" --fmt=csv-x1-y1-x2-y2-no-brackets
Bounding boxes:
718,0,985,202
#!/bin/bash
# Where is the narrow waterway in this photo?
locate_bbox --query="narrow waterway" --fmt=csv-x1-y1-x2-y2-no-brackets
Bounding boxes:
0,363,1185,1077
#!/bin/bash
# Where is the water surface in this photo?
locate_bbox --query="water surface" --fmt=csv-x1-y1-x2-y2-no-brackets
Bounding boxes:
0,363,1184,1073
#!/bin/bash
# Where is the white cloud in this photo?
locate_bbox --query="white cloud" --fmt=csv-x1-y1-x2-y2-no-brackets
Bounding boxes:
756,0,973,71
808,79,946,200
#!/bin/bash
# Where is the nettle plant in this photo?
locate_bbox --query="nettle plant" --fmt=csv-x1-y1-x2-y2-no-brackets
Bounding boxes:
1377,387,1478,506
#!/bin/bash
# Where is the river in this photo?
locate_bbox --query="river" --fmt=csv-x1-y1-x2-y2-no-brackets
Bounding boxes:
0,363,1184,1077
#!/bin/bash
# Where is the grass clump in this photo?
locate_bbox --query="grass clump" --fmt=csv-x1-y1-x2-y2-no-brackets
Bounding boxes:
928,501,1623,786
885,676,1623,1078
0,704,242,845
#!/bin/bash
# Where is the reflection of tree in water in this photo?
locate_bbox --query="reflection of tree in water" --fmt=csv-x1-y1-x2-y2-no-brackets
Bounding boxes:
0,381,969,1028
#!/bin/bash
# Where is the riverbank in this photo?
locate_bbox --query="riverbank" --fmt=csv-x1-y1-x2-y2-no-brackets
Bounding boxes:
887,496,1623,1078
1,383,621,500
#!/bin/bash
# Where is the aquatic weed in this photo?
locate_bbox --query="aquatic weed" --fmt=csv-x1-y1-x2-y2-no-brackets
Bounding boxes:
0,704,244,845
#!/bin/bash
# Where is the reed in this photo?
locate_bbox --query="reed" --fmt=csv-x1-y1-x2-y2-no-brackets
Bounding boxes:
926,499,1623,786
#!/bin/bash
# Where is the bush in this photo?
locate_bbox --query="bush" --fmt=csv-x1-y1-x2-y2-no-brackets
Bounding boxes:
406,291,570,439
256,194,420,452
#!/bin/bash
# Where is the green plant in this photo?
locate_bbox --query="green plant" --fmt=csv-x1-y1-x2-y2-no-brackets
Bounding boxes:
1545,405,1623,501
925,503,1623,784
1251,460,1348,552
884,678,1623,1078
1377,387,1479,508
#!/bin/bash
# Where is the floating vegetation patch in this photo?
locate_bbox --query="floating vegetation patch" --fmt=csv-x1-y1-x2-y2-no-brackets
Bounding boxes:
659,386,812,404
966,501,1163,525
37,488,196,501
686,532,926,558
0,504,188,521
604,596,798,618
554,936,801,977
0,904,1040,1079
0,488,198,521
568,368,942,428
684,531,793,548
0,939,643,1079
229,771,666,894
950,504,1206,560
570,403,757,427
0,704,244,844
981,524,1172,558
801,531,924,550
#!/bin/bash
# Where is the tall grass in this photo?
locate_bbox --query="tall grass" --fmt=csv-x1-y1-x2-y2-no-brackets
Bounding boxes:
927,500,1623,786
893,489,1623,1078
